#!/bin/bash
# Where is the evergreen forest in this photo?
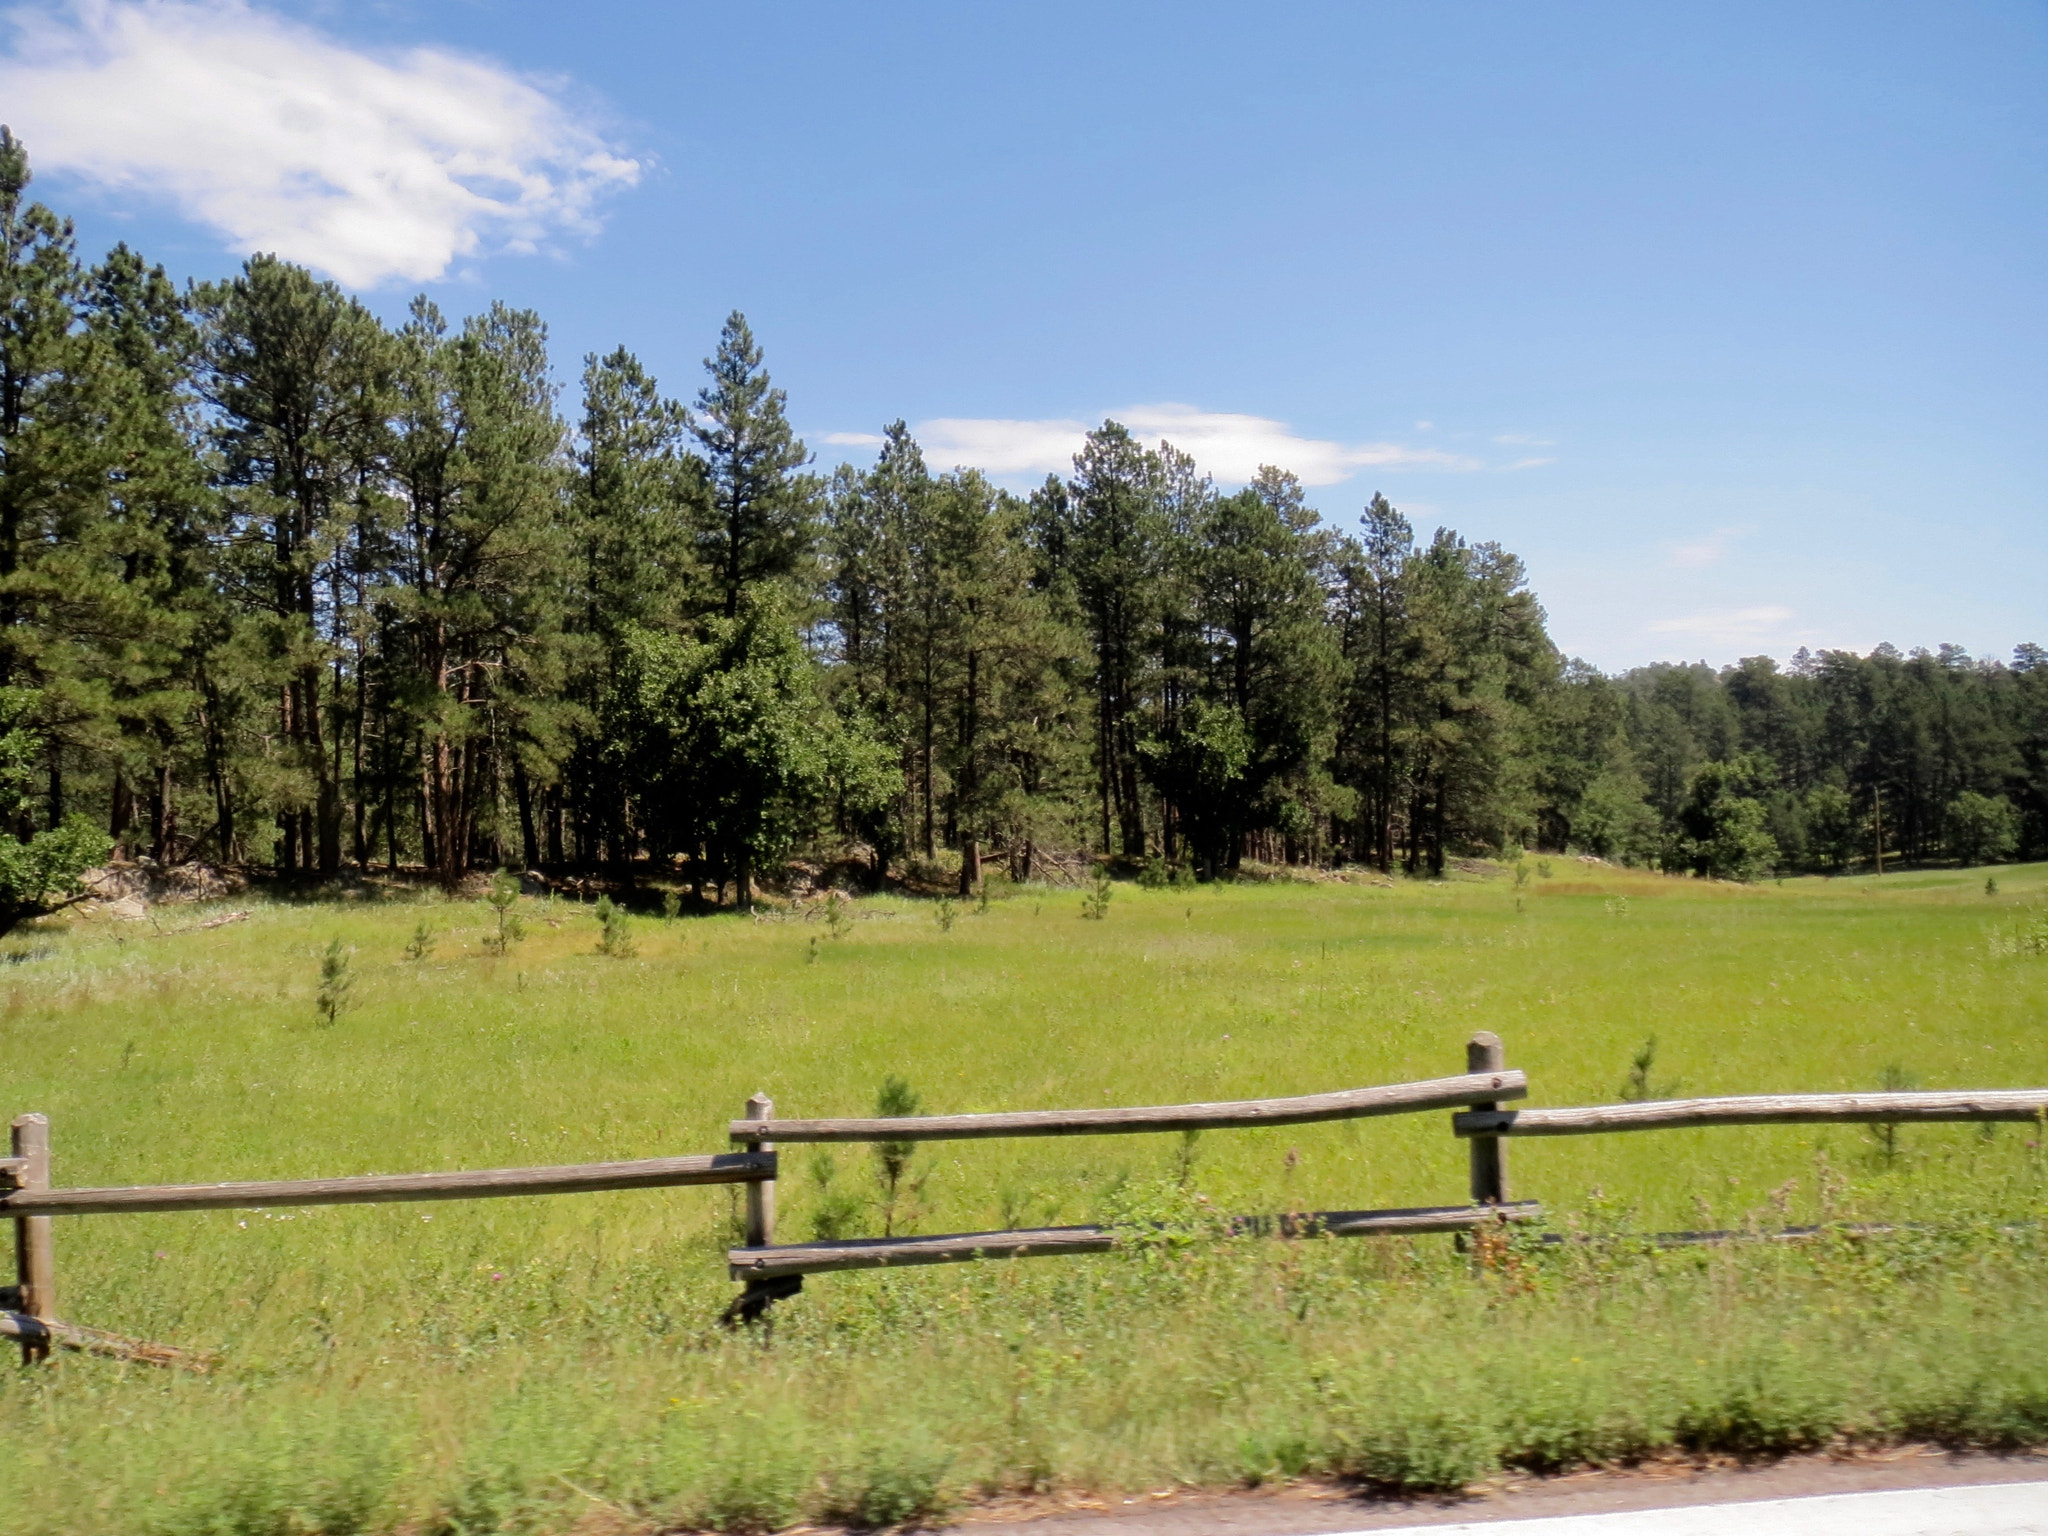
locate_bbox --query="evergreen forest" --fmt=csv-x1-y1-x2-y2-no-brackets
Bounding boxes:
4,129,2044,923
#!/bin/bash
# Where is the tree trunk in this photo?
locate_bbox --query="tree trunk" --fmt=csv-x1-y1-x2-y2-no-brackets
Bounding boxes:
958,835,980,896
151,762,175,864
513,758,540,871
110,773,133,857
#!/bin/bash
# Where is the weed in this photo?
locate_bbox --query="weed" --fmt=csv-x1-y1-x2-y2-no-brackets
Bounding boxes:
1536,859,1553,879
314,938,352,1026
1990,908,2048,955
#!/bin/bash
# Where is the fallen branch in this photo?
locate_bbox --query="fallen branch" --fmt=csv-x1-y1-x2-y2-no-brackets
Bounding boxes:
0,1311,215,1371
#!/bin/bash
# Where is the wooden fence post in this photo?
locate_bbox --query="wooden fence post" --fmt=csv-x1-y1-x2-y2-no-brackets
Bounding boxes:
12,1113,53,1363
1466,1034,1508,1205
742,1093,774,1248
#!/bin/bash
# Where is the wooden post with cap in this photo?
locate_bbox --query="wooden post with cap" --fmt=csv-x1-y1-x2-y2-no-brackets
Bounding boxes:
11,1113,54,1363
1465,1033,1508,1205
721,1091,802,1326
742,1092,775,1247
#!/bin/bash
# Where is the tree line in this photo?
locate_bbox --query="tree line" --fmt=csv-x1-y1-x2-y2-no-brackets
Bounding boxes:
3,130,2043,927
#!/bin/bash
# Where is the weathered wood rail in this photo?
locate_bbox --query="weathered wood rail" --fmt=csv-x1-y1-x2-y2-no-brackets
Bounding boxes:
729,1202,1542,1281
0,1150,774,1216
1453,1090,2048,1138
729,1071,1525,1145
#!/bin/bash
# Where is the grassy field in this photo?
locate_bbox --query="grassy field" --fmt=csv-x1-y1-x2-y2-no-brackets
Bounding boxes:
2,860,2045,1532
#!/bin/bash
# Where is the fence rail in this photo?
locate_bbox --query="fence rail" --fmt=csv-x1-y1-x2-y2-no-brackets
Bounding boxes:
729,1071,1525,1144
728,1202,1543,1281
0,1150,774,1217
1453,1090,2048,1138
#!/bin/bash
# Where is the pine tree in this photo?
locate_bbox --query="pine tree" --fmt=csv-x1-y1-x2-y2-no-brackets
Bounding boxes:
388,301,571,886
1068,421,1162,856
198,255,392,877
690,312,814,620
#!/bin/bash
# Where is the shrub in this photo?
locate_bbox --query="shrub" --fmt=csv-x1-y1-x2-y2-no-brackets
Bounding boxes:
816,1440,954,1529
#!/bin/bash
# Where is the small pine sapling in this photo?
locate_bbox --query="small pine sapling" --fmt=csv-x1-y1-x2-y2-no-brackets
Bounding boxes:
315,938,353,1026
1869,1062,1920,1166
1081,866,1113,920
873,1075,922,1236
824,890,851,940
934,897,956,932
1619,1036,1681,1102
807,1150,865,1241
662,889,681,920
594,894,636,958
404,917,435,962
482,870,525,956
1986,877,1998,897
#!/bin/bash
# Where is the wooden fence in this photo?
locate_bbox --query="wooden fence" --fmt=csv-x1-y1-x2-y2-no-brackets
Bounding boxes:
8,1031,2047,1362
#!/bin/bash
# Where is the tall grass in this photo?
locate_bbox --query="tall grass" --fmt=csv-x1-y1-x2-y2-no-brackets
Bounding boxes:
0,860,2044,1529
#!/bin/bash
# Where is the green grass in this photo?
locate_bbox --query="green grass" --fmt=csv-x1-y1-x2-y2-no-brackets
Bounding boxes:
2,860,2046,1532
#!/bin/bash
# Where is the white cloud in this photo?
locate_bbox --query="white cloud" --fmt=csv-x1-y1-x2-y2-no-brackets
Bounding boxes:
1667,527,1743,569
851,404,1482,486
1501,456,1555,471
0,0,642,287
1647,605,1797,647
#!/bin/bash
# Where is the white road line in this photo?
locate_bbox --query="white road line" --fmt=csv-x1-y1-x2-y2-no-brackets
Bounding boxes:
1345,1480,2048,1536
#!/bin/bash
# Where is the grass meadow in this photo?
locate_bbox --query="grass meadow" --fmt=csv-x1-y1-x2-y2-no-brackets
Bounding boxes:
1,860,2046,1533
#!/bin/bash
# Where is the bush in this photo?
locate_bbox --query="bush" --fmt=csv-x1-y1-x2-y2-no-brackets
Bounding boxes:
816,1440,954,1529
1331,1393,1497,1494
1946,791,2020,865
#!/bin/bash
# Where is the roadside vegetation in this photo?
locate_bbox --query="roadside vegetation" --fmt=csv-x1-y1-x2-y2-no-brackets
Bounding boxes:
2,860,2045,1531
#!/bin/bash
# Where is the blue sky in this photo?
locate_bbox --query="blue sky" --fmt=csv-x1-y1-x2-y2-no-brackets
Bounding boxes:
4,1,2042,670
